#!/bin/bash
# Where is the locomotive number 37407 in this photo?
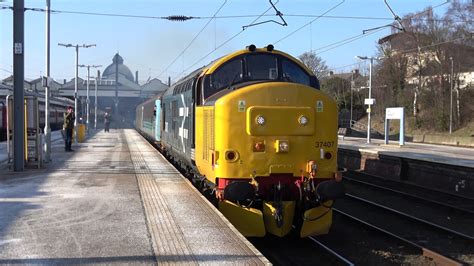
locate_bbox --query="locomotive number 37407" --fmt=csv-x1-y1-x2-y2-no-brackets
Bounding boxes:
315,141,335,148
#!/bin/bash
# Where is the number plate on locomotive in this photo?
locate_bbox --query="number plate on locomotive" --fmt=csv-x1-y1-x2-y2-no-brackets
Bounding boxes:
315,141,335,148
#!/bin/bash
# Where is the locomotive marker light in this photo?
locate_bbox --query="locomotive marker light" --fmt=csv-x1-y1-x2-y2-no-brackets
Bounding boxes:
275,140,289,153
298,115,309,126
254,141,266,152
256,115,265,126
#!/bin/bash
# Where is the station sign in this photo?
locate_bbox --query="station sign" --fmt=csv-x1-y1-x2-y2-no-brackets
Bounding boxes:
384,107,405,146
364,98,375,105
386,107,404,119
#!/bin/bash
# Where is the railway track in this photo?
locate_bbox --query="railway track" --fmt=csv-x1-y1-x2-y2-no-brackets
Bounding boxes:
332,208,464,266
342,171,474,238
248,232,351,266
344,170,474,213
334,193,473,265
308,235,354,266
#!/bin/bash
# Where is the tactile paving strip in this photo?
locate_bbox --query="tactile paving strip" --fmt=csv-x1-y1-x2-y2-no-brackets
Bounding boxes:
125,130,268,265
126,133,196,265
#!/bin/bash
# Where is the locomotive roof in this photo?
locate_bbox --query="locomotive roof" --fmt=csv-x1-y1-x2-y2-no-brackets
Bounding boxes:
202,47,315,77
163,47,316,97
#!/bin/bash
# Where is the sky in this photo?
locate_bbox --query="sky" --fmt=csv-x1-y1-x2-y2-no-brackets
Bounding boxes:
0,0,451,84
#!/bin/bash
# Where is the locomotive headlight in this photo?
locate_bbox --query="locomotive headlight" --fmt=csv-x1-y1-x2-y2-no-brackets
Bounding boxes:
256,115,266,126
298,115,309,126
275,140,289,153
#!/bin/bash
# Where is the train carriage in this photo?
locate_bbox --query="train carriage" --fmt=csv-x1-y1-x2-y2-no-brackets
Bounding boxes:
135,96,162,144
140,45,344,238
0,91,72,141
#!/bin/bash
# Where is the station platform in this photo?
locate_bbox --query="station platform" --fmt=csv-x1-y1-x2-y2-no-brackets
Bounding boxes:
0,129,269,265
338,136,474,199
338,136,474,168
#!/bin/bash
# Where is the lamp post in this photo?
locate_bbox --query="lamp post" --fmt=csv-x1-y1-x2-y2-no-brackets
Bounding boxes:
78,64,101,135
449,56,453,134
44,0,51,163
350,69,355,126
58,43,96,143
356,56,380,144
95,71,99,130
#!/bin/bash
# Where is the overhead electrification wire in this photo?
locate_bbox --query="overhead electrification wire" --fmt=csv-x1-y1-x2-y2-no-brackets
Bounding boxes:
157,0,227,79
242,0,287,29
315,28,385,55
302,0,455,58
303,0,456,75
0,67,12,74
327,36,470,73
1,3,470,23
327,62,362,72
171,0,279,82
398,36,471,55
274,0,346,45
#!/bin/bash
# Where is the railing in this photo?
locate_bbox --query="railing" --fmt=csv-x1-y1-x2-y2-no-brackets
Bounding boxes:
339,119,381,135
82,79,116,86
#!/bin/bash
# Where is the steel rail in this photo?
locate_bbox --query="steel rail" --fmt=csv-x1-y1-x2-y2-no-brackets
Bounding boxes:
289,225,354,266
345,193,474,240
343,174,474,215
346,169,474,201
333,208,463,266
308,236,355,266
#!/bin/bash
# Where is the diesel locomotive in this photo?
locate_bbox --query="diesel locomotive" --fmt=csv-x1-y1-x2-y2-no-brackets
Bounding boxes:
136,45,344,237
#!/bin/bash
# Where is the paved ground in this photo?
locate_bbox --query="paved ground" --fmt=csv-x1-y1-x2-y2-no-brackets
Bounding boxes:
339,136,474,168
0,129,155,264
0,129,268,265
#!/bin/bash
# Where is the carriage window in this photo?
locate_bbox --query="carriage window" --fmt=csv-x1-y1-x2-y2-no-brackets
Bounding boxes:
208,59,242,97
247,54,278,81
282,59,311,86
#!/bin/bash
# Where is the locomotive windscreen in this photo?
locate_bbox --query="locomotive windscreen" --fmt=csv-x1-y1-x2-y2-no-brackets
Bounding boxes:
204,52,317,100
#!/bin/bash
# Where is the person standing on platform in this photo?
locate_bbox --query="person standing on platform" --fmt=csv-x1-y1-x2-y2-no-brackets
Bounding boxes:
104,112,111,132
63,106,75,152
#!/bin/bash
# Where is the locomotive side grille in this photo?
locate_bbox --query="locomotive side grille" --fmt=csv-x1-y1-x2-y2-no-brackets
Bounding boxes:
203,108,215,161
203,110,208,160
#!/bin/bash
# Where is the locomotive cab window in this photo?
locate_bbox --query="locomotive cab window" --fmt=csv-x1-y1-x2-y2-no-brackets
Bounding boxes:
207,59,243,98
282,58,311,86
247,53,278,81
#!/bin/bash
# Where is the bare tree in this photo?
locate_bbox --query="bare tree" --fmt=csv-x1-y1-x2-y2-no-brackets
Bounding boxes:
374,0,474,131
298,51,329,79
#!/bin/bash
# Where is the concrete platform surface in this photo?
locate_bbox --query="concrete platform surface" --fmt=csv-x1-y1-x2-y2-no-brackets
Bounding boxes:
0,129,269,265
339,136,474,168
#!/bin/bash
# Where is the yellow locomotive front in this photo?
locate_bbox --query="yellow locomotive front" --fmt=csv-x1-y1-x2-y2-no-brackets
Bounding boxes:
195,45,344,237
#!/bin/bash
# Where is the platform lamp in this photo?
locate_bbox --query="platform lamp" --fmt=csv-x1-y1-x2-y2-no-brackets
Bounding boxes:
355,56,382,144
78,64,101,135
58,43,96,143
